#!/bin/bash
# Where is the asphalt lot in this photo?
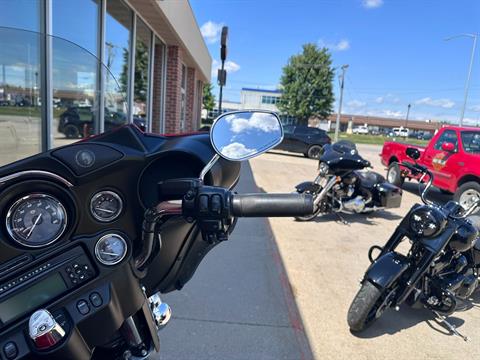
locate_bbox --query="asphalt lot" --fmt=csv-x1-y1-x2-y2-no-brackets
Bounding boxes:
249,144,480,360
157,143,480,360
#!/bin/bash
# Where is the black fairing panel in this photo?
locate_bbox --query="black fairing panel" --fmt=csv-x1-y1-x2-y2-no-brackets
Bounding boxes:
320,144,369,173
0,124,240,298
295,181,321,193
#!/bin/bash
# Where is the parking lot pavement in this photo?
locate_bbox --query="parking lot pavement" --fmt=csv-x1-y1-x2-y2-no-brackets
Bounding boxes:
157,163,313,360
249,144,480,360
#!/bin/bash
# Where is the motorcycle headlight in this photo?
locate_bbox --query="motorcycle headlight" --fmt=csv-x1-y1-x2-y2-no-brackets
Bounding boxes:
318,161,329,176
409,206,445,238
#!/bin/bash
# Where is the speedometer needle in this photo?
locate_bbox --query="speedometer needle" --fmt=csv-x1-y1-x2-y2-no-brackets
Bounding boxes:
27,214,42,239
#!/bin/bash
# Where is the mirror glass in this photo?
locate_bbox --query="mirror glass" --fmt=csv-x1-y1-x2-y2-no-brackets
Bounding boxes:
210,111,283,161
406,147,420,160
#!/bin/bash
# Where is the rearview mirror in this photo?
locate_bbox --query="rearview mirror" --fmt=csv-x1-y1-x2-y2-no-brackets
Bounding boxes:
441,142,455,152
210,111,283,161
406,147,420,160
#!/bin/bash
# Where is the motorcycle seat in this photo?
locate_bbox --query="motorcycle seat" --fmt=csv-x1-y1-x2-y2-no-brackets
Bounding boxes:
355,171,386,189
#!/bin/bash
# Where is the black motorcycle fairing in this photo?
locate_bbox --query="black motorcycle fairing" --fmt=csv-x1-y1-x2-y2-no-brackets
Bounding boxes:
295,181,321,194
354,171,385,189
319,143,370,174
0,125,241,358
365,251,410,289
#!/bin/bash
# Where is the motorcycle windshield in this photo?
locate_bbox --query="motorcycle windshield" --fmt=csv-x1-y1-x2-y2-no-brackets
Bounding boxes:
0,27,129,167
320,141,367,171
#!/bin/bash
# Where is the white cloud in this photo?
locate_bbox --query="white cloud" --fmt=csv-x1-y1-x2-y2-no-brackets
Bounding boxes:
347,100,366,108
365,109,404,118
470,104,480,112
362,0,383,9
225,112,280,134
415,97,455,109
200,21,223,44
375,96,384,104
318,38,350,52
375,93,400,104
220,142,257,159
211,59,241,76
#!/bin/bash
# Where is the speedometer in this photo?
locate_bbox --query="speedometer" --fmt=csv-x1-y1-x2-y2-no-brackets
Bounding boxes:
6,194,67,247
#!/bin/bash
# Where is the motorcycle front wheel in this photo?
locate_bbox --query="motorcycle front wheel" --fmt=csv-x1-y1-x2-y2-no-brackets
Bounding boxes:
294,190,321,221
347,281,385,332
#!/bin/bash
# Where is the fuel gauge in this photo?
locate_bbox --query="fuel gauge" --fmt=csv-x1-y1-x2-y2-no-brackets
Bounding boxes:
95,234,127,266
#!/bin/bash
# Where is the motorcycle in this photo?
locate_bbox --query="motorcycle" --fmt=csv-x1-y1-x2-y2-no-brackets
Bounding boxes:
0,29,314,359
294,140,403,222
347,147,480,340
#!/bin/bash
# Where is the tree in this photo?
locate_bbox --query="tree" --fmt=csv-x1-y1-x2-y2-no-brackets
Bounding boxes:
279,43,335,124
202,83,215,112
119,41,149,102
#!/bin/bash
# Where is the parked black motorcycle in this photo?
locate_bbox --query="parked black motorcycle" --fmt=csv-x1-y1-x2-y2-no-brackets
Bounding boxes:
347,147,480,340
294,141,402,221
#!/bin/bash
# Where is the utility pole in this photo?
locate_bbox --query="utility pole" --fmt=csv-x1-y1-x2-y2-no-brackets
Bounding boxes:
334,64,348,143
444,33,478,126
217,26,228,114
405,103,411,128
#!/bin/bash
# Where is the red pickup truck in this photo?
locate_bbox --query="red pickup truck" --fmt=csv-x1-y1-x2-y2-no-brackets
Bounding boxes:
381,126,480,208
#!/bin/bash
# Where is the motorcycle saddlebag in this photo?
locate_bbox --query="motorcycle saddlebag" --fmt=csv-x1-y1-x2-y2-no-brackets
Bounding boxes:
375,182,402,209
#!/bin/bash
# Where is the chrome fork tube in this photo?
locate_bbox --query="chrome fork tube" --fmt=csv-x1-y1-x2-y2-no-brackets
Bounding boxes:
314,176,338,206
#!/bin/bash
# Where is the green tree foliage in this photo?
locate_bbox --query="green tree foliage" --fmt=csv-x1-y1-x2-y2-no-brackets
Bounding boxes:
279,43,335,124
119,41,149,102
202,83,215,112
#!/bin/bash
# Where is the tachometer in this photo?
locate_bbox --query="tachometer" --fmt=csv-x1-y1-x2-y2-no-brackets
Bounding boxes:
6,194,67,247
90,191,123,222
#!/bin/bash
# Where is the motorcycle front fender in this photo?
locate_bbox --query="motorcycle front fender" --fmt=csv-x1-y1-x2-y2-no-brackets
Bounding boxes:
365,251,410,289
295,181,321,194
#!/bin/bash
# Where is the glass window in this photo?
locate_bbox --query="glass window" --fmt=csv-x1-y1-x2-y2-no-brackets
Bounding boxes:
52,0,100,148
151,36,165,133
105,0,132,132
0,27,42,166
133,18,151,131
0,0,40,32
434,129,458,151
52,0,99,56
461,131,480,154
283,125,295,134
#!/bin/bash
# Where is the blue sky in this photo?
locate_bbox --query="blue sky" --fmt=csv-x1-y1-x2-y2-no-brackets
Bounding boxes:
191,0,480,125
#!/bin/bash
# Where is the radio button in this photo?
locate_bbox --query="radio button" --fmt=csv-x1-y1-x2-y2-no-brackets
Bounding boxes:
77,300,90,315
89,292,102,307
3,341,18,359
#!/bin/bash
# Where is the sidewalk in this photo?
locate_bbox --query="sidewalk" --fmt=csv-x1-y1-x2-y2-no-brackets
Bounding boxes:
157,163,313,360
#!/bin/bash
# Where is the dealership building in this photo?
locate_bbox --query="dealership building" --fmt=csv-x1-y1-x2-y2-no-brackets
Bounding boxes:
0,0,210,166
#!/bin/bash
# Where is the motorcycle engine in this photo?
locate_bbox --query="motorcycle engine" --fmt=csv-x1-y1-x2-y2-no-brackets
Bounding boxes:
332,182,366,213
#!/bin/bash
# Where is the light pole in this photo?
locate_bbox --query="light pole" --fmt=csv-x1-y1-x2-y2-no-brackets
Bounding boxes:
444,33,478,126
405,103,411,128
217,26,228,114
334,64,349,143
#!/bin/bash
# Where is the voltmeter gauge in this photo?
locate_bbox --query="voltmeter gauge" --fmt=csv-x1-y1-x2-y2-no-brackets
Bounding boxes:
90,191,123,222
95,234,127,266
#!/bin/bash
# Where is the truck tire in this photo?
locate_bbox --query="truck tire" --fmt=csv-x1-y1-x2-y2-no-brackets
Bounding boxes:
347,281,383,332
454,181,480,212
386,162,404,187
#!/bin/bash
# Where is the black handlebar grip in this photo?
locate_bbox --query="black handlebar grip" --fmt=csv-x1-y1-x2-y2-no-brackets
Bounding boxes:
231,193,314,217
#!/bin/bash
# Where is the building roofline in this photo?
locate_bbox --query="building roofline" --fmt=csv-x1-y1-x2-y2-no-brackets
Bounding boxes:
241,87,282,94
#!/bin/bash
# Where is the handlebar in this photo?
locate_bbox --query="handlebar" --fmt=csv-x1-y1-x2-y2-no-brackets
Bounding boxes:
231,193,313,217
400,161,433,205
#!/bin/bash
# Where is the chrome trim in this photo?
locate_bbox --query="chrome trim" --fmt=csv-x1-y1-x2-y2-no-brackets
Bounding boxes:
95,234,128,266
29,309,65,349
313,176,338,206
0,170,73,187
199,153,220,181
90,190,124,222
5,193,68,248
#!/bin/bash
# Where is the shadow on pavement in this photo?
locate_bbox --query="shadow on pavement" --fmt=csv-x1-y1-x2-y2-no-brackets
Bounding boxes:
267,150,315,159
158,162,314,360
402,181,452,205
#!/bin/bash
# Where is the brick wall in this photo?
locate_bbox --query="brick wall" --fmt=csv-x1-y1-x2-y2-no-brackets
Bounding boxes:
164,45,181,134
185,67,196,132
